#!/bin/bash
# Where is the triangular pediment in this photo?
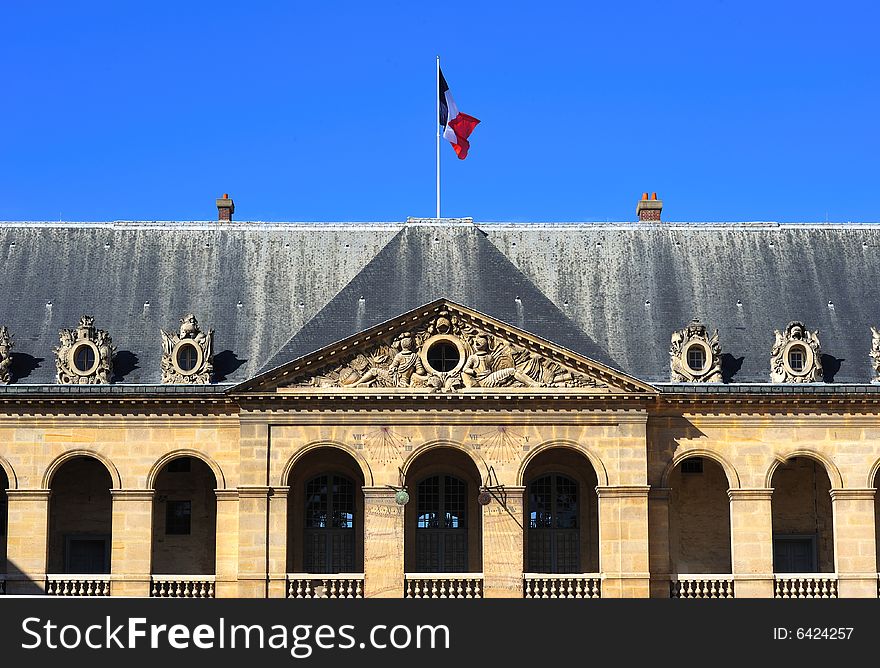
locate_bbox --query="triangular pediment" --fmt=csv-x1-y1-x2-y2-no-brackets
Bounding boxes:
232,300,655,395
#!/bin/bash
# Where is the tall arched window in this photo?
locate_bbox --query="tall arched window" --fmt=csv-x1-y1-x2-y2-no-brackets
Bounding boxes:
416,475,467,572
304,474,355,573
528,474,579,573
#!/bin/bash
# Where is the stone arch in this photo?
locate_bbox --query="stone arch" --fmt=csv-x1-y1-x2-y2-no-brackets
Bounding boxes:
765,450,843,489
0,455,17,489
401,439,486,482
42,449,121,489
516,439,608,487
280,441,373,487
661,449,740,489
865,456,880,489
147,449,226,490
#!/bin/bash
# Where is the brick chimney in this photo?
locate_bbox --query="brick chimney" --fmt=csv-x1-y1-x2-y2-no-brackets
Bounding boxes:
216,193,234,222
636,192,662,222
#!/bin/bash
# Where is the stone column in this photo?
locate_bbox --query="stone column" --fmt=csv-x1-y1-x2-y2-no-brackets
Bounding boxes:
482,486,525,598
214,489,239,598
648,487,672,598
363,486,404,598
236,486,269,598
596,485,650,598
268,486,289,598
110,489,153,597
729,488,774,598
4,489,50,594
830,488,877,598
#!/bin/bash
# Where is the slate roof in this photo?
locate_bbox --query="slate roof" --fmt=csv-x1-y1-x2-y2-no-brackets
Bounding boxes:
2,218,880,385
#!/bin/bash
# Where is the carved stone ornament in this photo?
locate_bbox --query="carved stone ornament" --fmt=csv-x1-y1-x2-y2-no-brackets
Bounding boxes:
54,316,116,384
161,314,214,384
291,308,607,393
0,326,13,384
669,318,722,383
770,321,823,383
870,327,880,383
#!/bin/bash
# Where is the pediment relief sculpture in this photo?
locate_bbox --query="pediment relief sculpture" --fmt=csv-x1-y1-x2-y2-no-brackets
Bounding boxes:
289,309,608,393
55,316,116,384
770,321,823,383
161,314,214,384
0,326,13,384
670,318,722,383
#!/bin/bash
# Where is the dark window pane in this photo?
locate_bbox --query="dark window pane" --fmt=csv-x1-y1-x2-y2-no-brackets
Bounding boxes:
426,342,460,372
528,474,580,573
177,344,198,371
74,346,95,372
165,500,192,535
416,474,468,572
304,473,356,573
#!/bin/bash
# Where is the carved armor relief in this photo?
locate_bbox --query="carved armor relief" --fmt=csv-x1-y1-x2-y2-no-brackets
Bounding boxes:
669,318,722,382
288,307,608,393
870,327,880,383
161,314,214,384
770,321,823,383
0,326,13,384
55,316,116,384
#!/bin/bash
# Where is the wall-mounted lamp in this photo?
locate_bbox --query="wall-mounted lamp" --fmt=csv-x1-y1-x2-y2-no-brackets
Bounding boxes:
386,466,409,506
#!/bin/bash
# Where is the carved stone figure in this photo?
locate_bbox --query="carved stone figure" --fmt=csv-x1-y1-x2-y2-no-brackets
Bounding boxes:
870,327,880,382
0,326,13,384
55,316,116,384
293,309,608,392
460,334,542,388
770,321,823,383
161,314,214,384
669,318,722,382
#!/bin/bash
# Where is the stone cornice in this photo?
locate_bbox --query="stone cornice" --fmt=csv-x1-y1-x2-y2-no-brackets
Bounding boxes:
595,485,651,498
829,488,876,501
110,489,154,500
5,488,51,499
728,488,774,500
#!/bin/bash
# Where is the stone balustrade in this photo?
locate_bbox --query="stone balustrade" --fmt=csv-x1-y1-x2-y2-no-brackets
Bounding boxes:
522,573,602,599
774,574,838,598
404,573,483,598
670,575,735,599
150,575,216,598
46,575,111,596
286,574,365,598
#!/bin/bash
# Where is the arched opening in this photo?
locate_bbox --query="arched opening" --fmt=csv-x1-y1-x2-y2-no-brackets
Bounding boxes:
0,467,7,573
405,447,482,573
522,448,599,573
287,448,365,573
771,457,834,573
668,456,732,573
872,468,880,572
151,456,217,575
48,457,113,574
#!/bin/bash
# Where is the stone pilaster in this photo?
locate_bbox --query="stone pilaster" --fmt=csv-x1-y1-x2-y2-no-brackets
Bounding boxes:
830,488,877,598
236,486,269,598
214,489,239,598
268,486,289,598
110,489,153,597
363,486,404,598
482,486,525,598
4,489,50,594
596,485,650,598
648,487,672,598
729,488,774,598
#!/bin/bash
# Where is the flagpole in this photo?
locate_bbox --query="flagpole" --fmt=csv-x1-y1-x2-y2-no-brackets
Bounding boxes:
436,55,441,219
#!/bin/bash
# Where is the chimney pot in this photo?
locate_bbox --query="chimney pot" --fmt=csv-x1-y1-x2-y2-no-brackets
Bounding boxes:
216,193,235,222
636,192,662,222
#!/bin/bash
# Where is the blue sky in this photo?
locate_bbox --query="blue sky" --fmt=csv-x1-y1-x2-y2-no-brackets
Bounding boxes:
1,1,878,222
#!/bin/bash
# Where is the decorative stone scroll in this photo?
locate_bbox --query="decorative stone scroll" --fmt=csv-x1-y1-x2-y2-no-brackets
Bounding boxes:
292,308,607,392
55,316,116,384
160,314,214,384
770,321,823,383
669,318,722,383
0,326,13,384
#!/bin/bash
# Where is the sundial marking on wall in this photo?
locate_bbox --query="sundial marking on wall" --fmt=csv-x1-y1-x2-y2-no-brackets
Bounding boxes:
467,426,530,464
351,426,412,464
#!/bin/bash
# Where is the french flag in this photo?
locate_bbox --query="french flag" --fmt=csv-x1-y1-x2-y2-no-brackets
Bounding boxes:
439,68,480,159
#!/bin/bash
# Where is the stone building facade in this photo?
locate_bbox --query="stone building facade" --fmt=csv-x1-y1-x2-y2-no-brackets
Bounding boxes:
2,202,880,599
